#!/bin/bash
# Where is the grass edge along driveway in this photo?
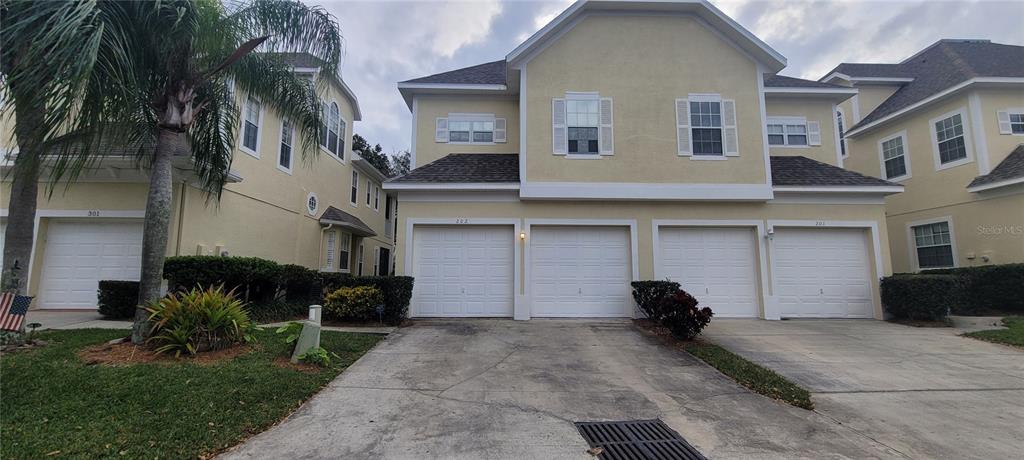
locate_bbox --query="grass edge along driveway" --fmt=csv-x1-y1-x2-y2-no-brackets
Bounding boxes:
1,328,382,459
964,316,1024,348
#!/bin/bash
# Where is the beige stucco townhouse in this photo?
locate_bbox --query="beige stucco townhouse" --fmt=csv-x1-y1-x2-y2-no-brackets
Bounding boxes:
0,53,397,309
822,40,1024,273
384,0,903,321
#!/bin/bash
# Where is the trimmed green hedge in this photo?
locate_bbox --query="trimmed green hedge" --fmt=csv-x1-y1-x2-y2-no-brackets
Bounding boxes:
880,275,963,320
97,281,139,319
163,256,281,302
921,263,1024,314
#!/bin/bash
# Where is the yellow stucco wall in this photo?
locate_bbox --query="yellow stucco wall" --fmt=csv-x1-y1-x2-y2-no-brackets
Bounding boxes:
393,198,893,319
413,95,519,167
765,97,843,166
523,14,767,184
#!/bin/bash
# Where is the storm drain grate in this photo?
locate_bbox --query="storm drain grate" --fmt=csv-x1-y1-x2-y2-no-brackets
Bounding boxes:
575,419,707,460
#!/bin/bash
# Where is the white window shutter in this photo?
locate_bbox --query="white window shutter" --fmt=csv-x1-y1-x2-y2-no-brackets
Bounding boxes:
435,118,448,143
494,118,507,143
997,110,1012,134
723,99,739,156
599,97,614,155
552,98,567,154
676,98,691,155
807,120,822,146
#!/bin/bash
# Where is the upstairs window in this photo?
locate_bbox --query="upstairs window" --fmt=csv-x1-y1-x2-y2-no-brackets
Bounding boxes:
934,113,967,165
436,114,506,144
690,101,723,155
767,122,807,146
319,100,343,158
836,110,847,156
339,118,347,155
567,99,600,154
278,119,293,172
329,103,340,156
880,133,910,180
373,185,380,211
242,97,261,154
1012,113,1024,133
997,110,1024,135
350,170,359,206
365,178,371,206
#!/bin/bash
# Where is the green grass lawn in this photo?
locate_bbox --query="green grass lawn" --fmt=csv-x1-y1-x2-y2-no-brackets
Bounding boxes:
683,342,814,410
964,316,1024,348
1,328,382,459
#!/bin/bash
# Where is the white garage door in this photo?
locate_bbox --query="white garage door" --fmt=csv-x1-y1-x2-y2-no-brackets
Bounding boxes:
658,227,759,317
530,226,632,317
411,225,514,317
774,228,873,318
38,220,143,309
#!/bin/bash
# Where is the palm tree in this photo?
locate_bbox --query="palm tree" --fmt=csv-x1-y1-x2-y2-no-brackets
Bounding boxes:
3,0,342,344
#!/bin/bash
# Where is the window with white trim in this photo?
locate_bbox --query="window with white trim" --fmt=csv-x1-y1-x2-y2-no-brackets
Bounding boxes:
242,96,261,153
881,134,909,180
912,221,954,269
836,110,847,156
449,119,494,143
339,117,347,156
373,185,380,211
567,99,600,154
1012,113,1024,134
690,100,723,155
372,247,380,276
767,121,807,146
357,243,364,276
350,170,359,206
365,179,371,206
339,233,351,271
325,231,337,270
934,113,967,164
998,110,1024,134
319,101,343,157
278,119,293,171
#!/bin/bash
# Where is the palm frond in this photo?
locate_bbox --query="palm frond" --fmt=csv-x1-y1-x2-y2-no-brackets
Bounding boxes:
187,80,238,199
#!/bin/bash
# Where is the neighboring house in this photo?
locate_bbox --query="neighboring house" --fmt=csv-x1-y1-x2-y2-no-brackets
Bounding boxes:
823,40,1024,273
385,0,902,321
0,53,397,309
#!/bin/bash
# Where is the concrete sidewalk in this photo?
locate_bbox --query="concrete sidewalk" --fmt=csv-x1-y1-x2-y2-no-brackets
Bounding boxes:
25,310,131,330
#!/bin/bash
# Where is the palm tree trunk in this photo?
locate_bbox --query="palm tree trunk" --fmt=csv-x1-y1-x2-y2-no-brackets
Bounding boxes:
1,156,40,294
132,127,180,344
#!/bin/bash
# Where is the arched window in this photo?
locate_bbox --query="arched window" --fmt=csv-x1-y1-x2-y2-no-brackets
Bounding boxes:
329,102,341,155
319,102,329,149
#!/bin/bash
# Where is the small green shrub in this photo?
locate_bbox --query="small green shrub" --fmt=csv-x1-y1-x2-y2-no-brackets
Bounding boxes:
322,276,414,325
324,286,383,321
880,275,962,320
297,346,338,367
279,264,321,303
659,290,714,340
631,280,682,321
163,256,282,302
146,286,255,357
97,280,139,319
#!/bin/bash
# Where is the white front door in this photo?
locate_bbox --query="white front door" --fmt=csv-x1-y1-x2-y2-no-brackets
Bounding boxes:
411,225,514,317
38,220,143,309
657,227,759,317
773,228,874,318
530,226,632,317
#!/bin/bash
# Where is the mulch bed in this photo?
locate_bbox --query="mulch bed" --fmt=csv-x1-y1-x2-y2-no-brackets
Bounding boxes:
78,341,253,366
271,356,322,374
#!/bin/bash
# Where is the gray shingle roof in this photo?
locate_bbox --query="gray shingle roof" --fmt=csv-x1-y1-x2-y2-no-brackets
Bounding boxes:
763,74,845,88
827,40,1024,131
402,60,508,85
271,52,328,68
770,155,898,187
319,206,376,237
968,144,1024,189
388,153,519,183
389,153,896,188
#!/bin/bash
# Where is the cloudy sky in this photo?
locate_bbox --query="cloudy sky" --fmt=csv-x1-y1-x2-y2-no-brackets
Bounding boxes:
313,0,1024,157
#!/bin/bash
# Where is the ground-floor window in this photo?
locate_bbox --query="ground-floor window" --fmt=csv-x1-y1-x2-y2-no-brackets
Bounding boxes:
912,221,955,269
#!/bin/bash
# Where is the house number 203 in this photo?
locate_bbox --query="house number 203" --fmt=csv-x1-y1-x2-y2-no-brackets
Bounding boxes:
454,218,470,224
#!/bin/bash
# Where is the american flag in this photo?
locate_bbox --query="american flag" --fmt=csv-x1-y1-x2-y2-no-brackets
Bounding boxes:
0,292,32,332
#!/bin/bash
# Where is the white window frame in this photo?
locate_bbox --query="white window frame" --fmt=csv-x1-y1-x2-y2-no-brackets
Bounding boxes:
306,192,319,216
836,108,848,157
998,108,1024,136
929,108,974,171
906,216,958,271
324,230,337,270
350,170,359,207
687,93,727,160
339,232,352,272
446,113,497,145
319,99,345,162
766,116,809,148
277,118,294,174
565,93,601,157
365,178,372,206
373,185,380,211
372,246,380,276
240,95,263,158
877,130,911,182
357,243,365,276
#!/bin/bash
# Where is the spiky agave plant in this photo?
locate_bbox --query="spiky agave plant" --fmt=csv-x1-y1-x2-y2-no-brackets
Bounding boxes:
147,285,254,357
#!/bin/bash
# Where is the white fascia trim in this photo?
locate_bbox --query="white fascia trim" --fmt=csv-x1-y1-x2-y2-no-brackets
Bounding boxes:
763,87,858,95
519,182,773,201
846,78,1024,137
396,83,507,91
967,176,1024,193
756,64,773,189
382,182,520,191
821,73,914,85
905,215,958,272
410,96,418,168
771,185,904,194
769,193,886,205
404,217,523,319
651,219,770,319
396,190,520,202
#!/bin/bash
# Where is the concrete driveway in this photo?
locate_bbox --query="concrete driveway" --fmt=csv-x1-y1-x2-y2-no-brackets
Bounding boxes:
703,319,1024,460
223,320,902,459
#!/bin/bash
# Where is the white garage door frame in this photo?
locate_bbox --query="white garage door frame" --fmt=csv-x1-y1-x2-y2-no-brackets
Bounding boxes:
766,220,884,320
652,220,770,319
524,219,639,319
403,217,522,318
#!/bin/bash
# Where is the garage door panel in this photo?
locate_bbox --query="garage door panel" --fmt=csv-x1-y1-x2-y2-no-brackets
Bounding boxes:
39,220,143,309
774,228,873,318
412,226,514,317
530,226,631,317
657,227,760,318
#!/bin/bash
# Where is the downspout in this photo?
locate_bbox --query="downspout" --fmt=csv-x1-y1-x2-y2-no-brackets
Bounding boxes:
174,180,187,256
318,223,333,271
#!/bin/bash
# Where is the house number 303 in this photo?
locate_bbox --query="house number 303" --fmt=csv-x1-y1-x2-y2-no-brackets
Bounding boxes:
454,218,469,224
